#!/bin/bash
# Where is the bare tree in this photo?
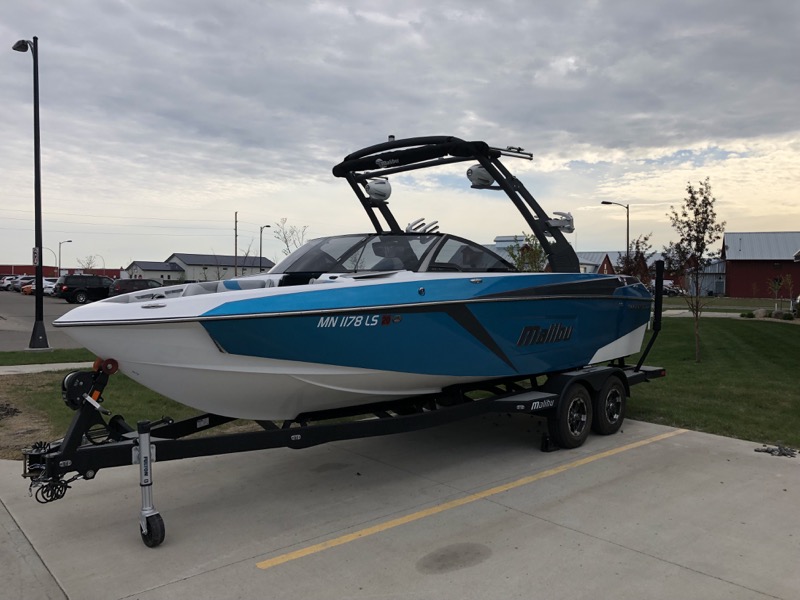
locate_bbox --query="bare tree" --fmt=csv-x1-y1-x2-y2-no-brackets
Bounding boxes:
666,177,726,362
615,233,655,284
273,218,309,256
76,255,97,271
505,233,547,272
201,252,225,281
238,240,255,275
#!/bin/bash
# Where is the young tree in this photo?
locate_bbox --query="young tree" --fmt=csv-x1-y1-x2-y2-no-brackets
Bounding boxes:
767,276,784,311
615,233,655,284
273,218,309,256
505,232,547,272
666,177,726,362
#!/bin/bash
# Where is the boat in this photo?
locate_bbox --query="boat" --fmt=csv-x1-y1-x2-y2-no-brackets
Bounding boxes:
54,136,653,421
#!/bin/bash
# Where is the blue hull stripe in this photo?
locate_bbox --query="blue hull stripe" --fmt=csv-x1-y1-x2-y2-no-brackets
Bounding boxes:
201,294,651,377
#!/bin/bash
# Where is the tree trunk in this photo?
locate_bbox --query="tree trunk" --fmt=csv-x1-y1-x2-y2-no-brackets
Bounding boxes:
694,313,701,362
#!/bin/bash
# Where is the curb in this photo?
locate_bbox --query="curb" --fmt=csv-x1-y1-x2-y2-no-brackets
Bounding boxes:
0,362,93,376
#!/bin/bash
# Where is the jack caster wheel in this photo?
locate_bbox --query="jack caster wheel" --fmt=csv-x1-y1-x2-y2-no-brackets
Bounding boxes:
141,514,165,548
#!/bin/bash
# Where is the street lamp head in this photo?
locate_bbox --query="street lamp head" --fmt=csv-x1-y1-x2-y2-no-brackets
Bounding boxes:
600,201,613,205
12,39,31,52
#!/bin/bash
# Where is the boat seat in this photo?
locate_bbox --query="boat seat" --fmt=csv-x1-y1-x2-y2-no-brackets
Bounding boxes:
373,257,405,271
217,279,269,292
182,282,219,296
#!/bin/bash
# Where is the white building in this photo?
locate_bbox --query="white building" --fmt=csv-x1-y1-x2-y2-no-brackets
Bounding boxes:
125,253,274,282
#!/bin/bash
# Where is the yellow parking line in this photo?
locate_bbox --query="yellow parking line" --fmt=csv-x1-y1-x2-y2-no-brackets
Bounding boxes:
257,428,687,570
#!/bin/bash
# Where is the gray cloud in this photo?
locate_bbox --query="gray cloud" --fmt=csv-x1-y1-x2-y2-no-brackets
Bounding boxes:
2,0,799,266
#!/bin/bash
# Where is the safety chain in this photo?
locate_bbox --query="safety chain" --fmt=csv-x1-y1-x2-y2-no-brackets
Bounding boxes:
754,445,797,458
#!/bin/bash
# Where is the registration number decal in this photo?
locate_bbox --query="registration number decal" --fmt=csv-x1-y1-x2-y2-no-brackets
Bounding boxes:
317,315,381,328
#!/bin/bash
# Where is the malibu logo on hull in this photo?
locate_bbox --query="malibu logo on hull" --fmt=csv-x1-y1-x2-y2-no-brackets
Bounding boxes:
516,323,574,347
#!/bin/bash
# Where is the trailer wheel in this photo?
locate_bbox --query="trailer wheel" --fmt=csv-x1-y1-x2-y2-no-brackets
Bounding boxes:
548,384,593,449
592,376,626,435
141,514,165,548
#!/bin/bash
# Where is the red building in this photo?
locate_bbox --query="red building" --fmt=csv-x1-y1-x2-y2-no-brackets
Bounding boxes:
722,232,800,298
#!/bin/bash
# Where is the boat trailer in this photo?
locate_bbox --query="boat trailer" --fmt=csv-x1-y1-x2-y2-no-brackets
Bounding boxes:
22,264,667,548
20,359,663,548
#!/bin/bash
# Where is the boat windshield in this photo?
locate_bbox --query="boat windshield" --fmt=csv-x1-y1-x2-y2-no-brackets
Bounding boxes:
271,234,515,274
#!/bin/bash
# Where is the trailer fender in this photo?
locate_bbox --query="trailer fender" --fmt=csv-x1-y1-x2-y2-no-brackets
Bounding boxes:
542,367,629,399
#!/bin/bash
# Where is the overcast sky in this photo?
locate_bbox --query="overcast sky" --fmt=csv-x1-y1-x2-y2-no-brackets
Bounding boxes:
3,0,799,271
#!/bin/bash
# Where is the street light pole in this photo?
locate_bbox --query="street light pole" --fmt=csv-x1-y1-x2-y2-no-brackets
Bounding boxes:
43,247,57,275
259,224,271,272
14,35,48,349
58,239,72,275
600,201,630,264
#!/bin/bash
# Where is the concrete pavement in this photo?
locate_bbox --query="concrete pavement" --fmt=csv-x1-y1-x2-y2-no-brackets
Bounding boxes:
1,418,798,599
3,294,799,598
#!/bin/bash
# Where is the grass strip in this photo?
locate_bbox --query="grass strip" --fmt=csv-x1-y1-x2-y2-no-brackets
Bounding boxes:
0,348,96,366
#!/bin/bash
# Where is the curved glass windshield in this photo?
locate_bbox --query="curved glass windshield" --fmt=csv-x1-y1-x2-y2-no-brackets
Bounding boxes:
270,234,514,274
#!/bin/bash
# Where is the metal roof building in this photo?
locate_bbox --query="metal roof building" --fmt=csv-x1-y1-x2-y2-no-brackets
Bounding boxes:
125,254,275,282
722,232,800,261
721,232,800,298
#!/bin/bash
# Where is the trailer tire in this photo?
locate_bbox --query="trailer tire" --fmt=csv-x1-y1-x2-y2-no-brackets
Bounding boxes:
548,383,593,449
592,376,626,435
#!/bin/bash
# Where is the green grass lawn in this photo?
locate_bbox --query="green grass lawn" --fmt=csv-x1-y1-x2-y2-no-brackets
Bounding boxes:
628,317,800,447
16,371,205,435
0,348,96,366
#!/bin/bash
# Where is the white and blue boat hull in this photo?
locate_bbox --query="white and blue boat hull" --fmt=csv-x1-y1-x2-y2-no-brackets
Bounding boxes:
56,272,652,420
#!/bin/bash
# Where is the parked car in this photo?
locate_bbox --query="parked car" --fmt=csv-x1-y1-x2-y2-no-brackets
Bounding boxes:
660,283,687,297
43,278,59,295
22,277,59,295
0,276,20,290
54,274,114,304
108,278,163,297
12,276,35,292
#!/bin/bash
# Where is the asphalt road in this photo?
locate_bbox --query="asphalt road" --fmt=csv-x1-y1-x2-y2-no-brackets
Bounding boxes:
0,290,82,351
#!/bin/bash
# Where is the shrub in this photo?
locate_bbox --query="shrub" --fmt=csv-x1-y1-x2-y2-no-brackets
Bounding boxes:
771,311,785,319
782,313,794,321
740,311,755,318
